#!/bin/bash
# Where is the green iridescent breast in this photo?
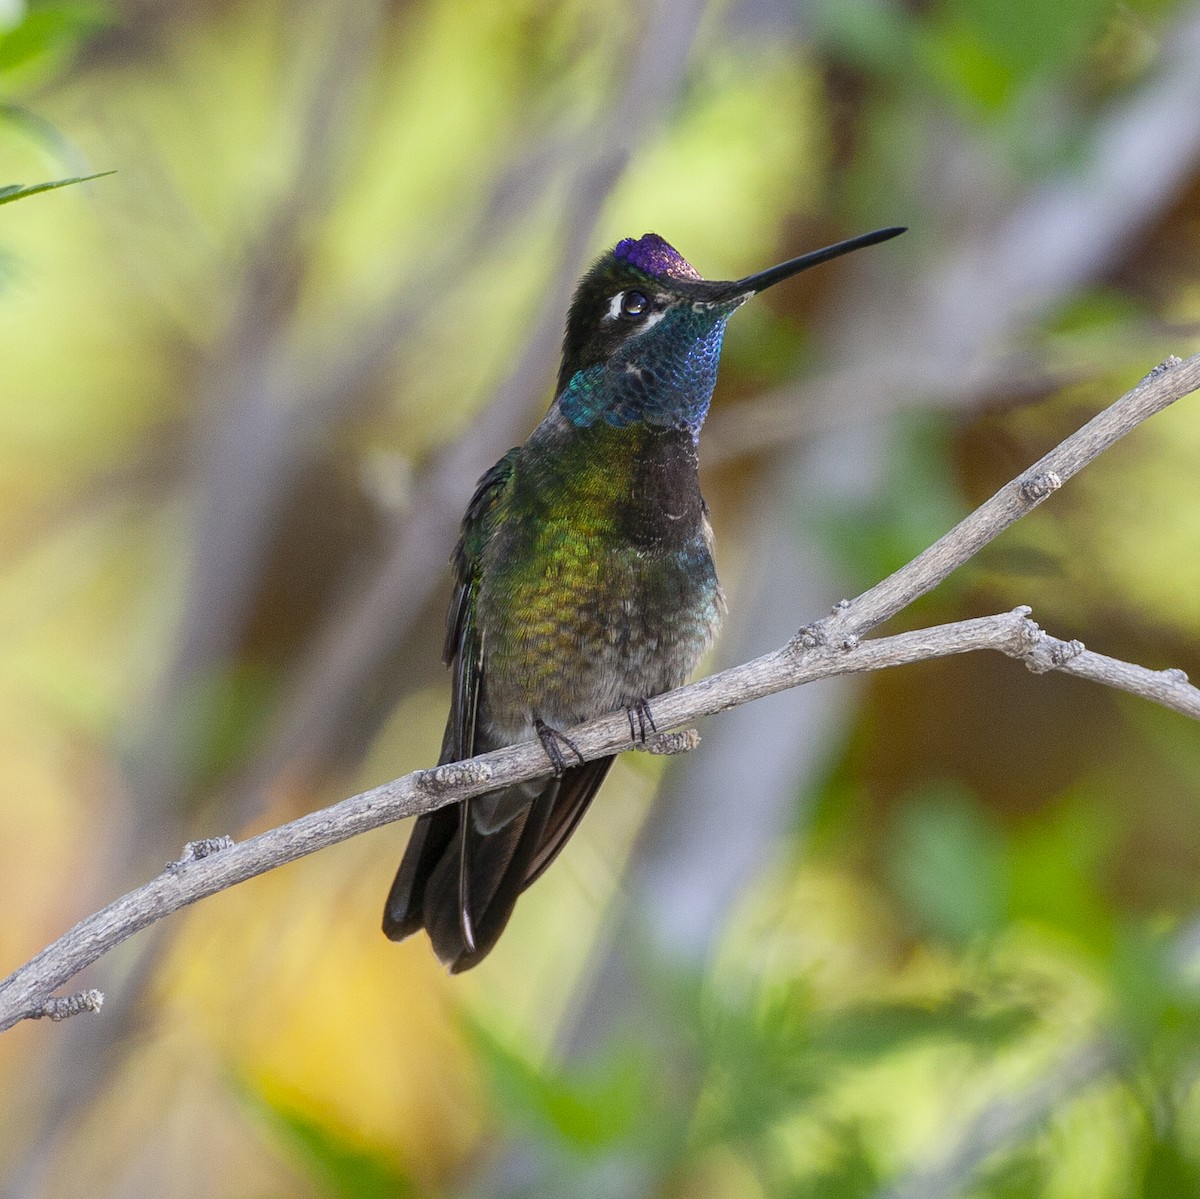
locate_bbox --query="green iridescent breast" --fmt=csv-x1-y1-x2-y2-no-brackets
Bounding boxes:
475,418,723,731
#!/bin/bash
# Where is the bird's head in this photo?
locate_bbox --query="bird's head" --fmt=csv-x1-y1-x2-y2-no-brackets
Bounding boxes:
555,226,904,435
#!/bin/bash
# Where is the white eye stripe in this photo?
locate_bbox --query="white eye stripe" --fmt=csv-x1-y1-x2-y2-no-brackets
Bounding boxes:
604,292,669,328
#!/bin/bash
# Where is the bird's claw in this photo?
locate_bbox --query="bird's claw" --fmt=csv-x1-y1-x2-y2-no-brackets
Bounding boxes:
535,719,586,776
625,698,658,746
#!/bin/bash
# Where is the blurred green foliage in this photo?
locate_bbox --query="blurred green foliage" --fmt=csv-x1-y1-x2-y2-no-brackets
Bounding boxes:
0,0,109,86
889,784,1008,945
811,412,968,603
458,952,1039,1197
243,1083,421,1199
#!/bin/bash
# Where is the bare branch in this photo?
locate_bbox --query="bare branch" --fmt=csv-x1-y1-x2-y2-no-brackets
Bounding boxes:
2,608,1197,1034
1,351,1198,1032
1006,618,1200,718
803,354,1198,642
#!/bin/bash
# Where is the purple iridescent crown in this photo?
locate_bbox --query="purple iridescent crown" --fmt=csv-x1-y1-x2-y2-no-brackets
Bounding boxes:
613,234,702,282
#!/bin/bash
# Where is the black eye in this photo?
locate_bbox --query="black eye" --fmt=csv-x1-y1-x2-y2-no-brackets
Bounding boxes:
621,291,648,317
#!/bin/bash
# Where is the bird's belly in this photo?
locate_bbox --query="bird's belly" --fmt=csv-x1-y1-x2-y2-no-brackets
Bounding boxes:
478,539,722,742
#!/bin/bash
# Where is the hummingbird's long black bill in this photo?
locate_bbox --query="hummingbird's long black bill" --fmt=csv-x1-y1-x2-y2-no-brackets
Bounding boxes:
729,225,906,298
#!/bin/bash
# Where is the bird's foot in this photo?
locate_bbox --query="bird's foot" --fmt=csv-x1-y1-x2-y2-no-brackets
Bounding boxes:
625,698,658,745
535,719,586,776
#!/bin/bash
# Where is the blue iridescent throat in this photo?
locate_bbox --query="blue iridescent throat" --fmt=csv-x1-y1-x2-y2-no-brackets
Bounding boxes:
558,309,729,437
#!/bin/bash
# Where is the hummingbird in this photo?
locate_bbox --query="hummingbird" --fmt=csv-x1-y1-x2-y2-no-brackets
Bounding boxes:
383,224,904,971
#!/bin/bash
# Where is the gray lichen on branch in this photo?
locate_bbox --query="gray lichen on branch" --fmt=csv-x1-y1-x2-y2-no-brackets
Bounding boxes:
30,989,104,1021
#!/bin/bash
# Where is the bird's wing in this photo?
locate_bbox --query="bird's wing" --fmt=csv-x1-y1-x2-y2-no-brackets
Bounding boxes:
382,450,517,945
443,450,519,759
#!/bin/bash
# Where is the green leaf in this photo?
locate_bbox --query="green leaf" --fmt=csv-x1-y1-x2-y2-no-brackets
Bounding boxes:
1106,924,1200,1057
1007,790,1116,952
1048,286,1146,337
889,785,1008,945
811,412,967,596
811,0,920,75
239,1082,418,1199
0,3,110,75
464,1016,647,1152
694,976,824,1148
975,1149,1046,1199
942,0,1114,79
923,20,1016,112
813,994,1033,1062
1137,1117,1200,1198
1141,1145,1200,1199
0,171,113,206
781,1123,880,1198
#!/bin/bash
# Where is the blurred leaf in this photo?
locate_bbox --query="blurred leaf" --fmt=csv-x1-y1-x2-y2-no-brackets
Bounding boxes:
972,541,1066,581
0,170,112,205
812,412,967,597
694,977,824,1150
691,972,1031,1170
942,0,1117,80
465,1017,647,1153
1107,925,1200,1059
0,1,109,78
0,100,86,159
813,994,1033,1061
1137,1118,1200,1199
923,19,1016,112
1126,699,1200,789
812,0,920,76
1007,789,1117,952
176,659,278,782
976,1149,1047,1199
889,785,1008,945
782,1123,880,1199
1142,1144,1200,1199
1048,286,1147,337
721,303,807,386
241,1083,419,1199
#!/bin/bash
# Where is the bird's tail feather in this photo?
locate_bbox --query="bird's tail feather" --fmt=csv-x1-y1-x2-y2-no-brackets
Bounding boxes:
382,757,613,971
